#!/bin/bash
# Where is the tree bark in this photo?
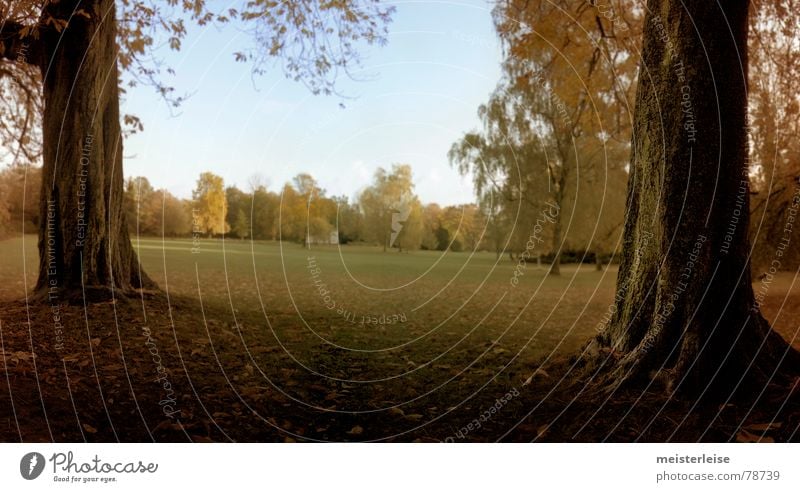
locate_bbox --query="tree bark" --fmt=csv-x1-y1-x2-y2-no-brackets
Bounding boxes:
548,143,569,276
549,214,562,275
33,0,154,302
587,0,799,397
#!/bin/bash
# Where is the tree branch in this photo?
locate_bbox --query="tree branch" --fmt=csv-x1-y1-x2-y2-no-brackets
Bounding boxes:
0,20,44,67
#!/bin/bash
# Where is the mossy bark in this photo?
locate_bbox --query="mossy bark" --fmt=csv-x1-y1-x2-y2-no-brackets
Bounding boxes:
586,0,799,397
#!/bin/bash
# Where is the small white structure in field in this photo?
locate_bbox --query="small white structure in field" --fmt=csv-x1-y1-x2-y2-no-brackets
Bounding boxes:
306,229,339,246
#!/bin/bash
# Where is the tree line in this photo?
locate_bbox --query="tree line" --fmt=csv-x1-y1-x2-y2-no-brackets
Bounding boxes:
120,163,585,257
126,165,513,254
2,147,796,272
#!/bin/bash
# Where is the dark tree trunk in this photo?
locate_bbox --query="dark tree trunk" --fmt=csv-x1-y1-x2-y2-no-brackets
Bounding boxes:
34,0,154,302
548,151,567,277
587,0,799,397
549,215,561,276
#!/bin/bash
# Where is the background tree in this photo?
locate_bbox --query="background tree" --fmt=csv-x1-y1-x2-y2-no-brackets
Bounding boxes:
333,195,363,244
0,164,41,233
391,197,424,252
747,0,800,272
159,191,190,237
250,184,278,240
278,183,306,243
192,172,227,237
562,140,629,269
124,176,155,235
480,190,510,260
359,164,421,251
437,204,482,252
487,0,640,274
230,208,250,240
293,173,337,246
450,96,553,261
420,203,443,251
306,216,335,246
0,171,10,237
225,185,251,239
124,177,191,237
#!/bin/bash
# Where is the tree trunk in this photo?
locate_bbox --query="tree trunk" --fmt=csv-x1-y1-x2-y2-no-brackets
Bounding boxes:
549,216,561,276
34,0,154,303
588,0,799,397
548,162,566,276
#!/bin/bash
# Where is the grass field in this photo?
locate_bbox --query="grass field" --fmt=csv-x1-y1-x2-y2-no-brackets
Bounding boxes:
0,235,621,362
1,235,798,441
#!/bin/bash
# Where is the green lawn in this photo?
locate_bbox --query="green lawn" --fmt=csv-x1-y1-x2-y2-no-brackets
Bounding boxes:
3,235,797,361
130,236,620,372
0,234,620,373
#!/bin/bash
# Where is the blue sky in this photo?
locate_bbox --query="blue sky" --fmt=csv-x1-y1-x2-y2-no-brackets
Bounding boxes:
122,0,502,206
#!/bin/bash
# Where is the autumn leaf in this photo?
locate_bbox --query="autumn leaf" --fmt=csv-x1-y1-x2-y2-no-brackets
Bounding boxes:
744,422,782,432
522,368,550,386
191,435,215,443
387,407,405,417
736,429,774,443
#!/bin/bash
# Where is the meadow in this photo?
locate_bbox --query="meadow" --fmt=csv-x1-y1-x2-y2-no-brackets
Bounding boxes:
1,235,798,442
0,235,617,364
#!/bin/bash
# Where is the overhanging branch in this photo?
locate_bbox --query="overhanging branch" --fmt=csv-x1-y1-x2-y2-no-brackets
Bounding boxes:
0,20,44,67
